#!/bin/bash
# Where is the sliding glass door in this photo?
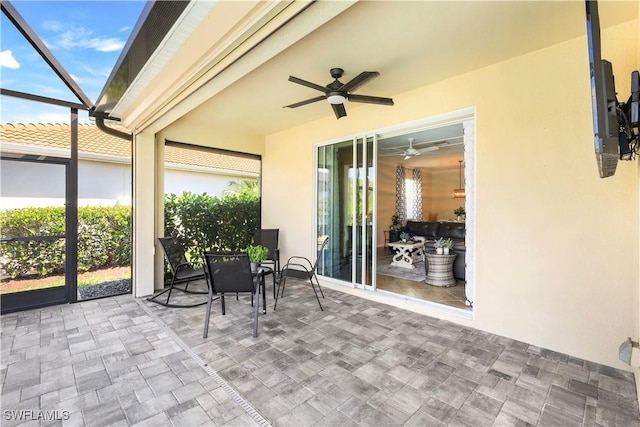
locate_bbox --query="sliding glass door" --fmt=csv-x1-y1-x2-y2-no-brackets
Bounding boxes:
316,135,375,288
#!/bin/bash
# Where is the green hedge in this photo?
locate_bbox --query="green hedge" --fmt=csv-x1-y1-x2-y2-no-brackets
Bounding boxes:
0,206,131,279
164,191,260,266
0,190,259,279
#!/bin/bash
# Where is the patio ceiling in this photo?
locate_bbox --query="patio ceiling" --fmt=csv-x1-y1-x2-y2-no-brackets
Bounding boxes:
98,1,637,139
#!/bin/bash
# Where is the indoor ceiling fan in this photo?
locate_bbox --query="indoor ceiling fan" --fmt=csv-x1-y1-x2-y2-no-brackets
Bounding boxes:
379,138,462,160
283,68,394,119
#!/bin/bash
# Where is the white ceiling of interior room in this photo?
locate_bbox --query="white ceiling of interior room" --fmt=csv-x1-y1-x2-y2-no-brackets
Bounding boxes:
377,123,465,169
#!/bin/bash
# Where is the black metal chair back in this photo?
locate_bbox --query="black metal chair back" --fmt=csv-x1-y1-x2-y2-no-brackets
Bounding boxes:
158,236,188,274
148,236,207,308
203,251,262,338
253,228,280,297
275,236,328,311
253,229,280,271
204,252,255,294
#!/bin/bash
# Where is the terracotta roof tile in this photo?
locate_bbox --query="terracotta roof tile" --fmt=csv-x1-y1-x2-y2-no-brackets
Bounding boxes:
1,122,131,157
0,123,260,174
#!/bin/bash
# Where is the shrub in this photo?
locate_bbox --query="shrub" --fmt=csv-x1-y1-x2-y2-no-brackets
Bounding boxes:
1,189,258,280
164,191,260,266
0,206,131,279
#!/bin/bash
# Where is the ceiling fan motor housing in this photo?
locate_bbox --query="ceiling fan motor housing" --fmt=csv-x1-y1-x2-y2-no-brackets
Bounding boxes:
330,68,344,79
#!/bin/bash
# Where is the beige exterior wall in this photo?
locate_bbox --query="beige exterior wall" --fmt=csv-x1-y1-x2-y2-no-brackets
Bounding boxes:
261,22,639,369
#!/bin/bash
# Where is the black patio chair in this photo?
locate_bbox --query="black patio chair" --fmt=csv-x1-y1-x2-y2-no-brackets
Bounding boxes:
253,228,280,297
148,236,208,308
203,251,264,338
274,236,328,311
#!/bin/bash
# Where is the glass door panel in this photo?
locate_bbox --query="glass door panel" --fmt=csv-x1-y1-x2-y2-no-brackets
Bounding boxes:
317,140,353,281
1,157,69,312
316,135,375,288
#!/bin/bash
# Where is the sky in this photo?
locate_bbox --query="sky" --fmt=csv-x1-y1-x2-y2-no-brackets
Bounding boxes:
0,0,146,124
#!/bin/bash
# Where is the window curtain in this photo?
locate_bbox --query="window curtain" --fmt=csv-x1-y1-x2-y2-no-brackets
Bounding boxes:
395,166,406,225
411,168,422,220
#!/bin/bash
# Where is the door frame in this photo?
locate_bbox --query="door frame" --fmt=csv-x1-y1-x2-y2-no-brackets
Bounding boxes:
314,107,475,317
1,153,78,314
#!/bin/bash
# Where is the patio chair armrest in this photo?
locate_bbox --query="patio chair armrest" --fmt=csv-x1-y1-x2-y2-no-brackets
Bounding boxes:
285,256,312,270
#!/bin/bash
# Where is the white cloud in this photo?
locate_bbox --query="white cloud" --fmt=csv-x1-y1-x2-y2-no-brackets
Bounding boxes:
119,26,131,33
86,38,125,53
42,20,65,32
44,23,125,53
0,50,20,69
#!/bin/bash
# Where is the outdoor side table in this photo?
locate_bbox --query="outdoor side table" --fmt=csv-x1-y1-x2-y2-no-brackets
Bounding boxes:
424,252,457,287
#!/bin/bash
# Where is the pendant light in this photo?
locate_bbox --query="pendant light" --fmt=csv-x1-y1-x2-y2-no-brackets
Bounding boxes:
453,160,466,198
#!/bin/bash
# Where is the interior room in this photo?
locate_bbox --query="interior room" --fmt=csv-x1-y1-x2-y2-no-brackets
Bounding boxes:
376,123,469,309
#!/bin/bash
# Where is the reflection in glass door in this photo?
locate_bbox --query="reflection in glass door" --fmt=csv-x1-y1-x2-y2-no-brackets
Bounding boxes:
316,135,375,288
0,155,74,313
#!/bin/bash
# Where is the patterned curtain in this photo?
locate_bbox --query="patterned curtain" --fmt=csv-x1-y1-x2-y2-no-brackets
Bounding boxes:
412,168,422,220
395,166,406,225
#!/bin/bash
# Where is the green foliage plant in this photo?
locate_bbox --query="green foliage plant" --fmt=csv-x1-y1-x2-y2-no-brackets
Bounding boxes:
390,213,401,230
434,237,454,249
164,190,260,267
246,245,269,263
0,206,131,279
2,187,259,281
454,206,466,217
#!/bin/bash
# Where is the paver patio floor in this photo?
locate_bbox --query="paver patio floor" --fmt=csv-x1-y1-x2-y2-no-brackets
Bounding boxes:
2,279,639,426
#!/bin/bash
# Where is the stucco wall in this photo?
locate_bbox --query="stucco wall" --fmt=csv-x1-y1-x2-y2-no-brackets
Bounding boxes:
262,22,639,369
0,158,131,210
0,156,248,211
164,168,253,198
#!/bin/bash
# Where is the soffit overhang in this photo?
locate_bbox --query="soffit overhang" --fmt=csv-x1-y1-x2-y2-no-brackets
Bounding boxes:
100,0,349,133
100,0,639,135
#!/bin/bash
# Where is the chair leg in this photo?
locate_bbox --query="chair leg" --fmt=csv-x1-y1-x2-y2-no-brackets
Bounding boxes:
312,273,325,298
309,277,324,311
203,283,214,338
252,282,260,337
273,277,285,311
147,275,209,308
261,275,267,315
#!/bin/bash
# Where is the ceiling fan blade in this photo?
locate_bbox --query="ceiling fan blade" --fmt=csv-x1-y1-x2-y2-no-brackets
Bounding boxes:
283,95,326,109
288,76,328,93
339,71,379,93
332,103,347,119
348,94,394,106
418,146,440,153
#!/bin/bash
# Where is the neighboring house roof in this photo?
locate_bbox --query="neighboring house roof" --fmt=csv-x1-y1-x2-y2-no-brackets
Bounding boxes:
1,122,131,157
0,123,260,175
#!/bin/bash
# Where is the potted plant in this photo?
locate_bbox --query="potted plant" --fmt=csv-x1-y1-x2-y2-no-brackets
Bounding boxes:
246,244,269,272
399,231,411,243
389,213,401,242
454,206,466,221
442,238,454,254
434,237,454,254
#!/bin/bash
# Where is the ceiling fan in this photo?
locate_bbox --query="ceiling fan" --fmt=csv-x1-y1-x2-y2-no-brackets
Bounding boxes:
379,138,462,160
283,68,394,119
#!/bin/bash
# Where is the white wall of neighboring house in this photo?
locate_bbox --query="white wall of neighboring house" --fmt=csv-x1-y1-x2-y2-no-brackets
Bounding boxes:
0,155,257,211
164,163,256,199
